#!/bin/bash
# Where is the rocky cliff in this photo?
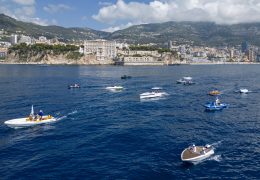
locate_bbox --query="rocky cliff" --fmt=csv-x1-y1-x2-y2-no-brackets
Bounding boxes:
5,52,114,65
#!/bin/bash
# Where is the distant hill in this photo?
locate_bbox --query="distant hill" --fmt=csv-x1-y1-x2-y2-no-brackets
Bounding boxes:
109,21,260,46
1,14,260,46
0,14,110,41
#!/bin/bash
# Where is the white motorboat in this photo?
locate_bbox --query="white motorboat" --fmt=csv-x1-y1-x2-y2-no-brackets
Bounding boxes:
140,92,163,99
177,77,195,85
4,105,57,128
140,87,168,99
239,88,249,94
106,86,124,91
181,144,214,164
68,84,80,89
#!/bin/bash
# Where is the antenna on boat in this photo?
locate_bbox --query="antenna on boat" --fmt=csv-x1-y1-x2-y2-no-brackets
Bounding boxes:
30,105,34,116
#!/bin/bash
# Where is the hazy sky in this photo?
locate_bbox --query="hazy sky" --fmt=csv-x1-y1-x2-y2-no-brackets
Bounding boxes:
1,0,260,32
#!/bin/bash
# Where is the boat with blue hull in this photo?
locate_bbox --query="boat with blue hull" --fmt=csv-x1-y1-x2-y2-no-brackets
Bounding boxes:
204,102,228,111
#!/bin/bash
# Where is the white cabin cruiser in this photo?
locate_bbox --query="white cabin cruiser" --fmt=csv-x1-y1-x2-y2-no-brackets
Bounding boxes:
177,77,195,85
140,87,168,99
106,86,124,91
181,144,214,164
239,88,249,94
4,105,57,128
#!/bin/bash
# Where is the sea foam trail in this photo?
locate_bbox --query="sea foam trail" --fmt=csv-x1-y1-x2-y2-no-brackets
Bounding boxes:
56,110,78,121
211,140,223,148
208,155,222,162
68,110,78,116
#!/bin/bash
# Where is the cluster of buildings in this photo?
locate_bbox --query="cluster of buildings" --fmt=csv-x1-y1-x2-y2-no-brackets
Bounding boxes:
82,40,260,65
10,34,64,46
0,32,68,61
1,26,260,64
168,41,260,63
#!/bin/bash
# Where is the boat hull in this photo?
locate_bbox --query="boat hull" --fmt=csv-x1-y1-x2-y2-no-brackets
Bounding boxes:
208,91,221,96
140,92,168,99
106,86,124,92
204,103,228,111
181,146,214,164
4,116,57,128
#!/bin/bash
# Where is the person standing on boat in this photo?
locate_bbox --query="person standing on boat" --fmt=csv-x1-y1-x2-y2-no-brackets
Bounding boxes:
215,97,221,106
38,110,43,120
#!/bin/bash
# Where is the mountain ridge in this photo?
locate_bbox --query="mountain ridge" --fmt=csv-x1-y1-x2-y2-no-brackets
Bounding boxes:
1,14,260,46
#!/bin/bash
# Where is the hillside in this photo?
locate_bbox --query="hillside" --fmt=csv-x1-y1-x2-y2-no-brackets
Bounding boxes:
1,14,260,46
0,14,110,41
109,21,260,46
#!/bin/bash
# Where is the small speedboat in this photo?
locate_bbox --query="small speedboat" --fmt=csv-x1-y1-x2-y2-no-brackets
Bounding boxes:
239,88,249,94
176,79,187,84
68,84,80,89
106,86,124,91
177,77,195,85
204,102,228,111
181,144,214,164
208,90,221,96
121,75,132,80
140,92,168,99
140,88,168,99
4,106,57,128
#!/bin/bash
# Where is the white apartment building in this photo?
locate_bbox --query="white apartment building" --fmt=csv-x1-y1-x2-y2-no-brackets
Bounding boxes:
83,40,116,61
10,34,18,45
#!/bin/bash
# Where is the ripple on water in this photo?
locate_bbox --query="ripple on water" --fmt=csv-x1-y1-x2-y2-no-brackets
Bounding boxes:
0,65,260,179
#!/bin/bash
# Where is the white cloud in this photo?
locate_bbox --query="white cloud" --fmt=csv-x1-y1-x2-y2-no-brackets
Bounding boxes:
103,22,133,32
15,6,35,16
0,1,54,26
21,17,49,26
12,0,35,5
43,4,73,14
93,0,260,28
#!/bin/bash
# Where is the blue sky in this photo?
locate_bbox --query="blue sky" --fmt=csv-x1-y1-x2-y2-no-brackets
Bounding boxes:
1,0,260,32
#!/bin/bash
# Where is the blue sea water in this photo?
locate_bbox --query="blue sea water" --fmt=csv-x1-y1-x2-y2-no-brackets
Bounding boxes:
0,64,259,179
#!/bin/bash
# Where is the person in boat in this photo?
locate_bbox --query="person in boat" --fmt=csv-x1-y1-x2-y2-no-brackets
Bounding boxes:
215,97,221,106
38,110,44,120
189,144,196,153
28,114,33,121
201,147,206,155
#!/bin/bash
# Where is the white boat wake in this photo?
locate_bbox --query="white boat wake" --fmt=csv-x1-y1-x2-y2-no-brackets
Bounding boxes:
56,110,78,121
68,110,78,116
208,155,222,162
210,140,223,149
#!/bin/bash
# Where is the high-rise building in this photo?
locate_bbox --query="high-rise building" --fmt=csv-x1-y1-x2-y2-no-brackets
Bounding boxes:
168,41,173,49
248,49,255,62
229,49,234,58
10,34,18,45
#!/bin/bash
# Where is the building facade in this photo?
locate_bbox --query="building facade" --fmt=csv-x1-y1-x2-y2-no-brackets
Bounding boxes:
83,40,116,61
18,35,32,45
10,34,18,45
123,56,164,65
0,47,7,59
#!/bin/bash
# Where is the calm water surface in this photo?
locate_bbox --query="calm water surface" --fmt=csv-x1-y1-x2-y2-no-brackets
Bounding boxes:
0,65,259,179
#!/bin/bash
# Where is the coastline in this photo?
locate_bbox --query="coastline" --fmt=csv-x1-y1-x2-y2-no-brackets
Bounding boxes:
1,61,260,66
